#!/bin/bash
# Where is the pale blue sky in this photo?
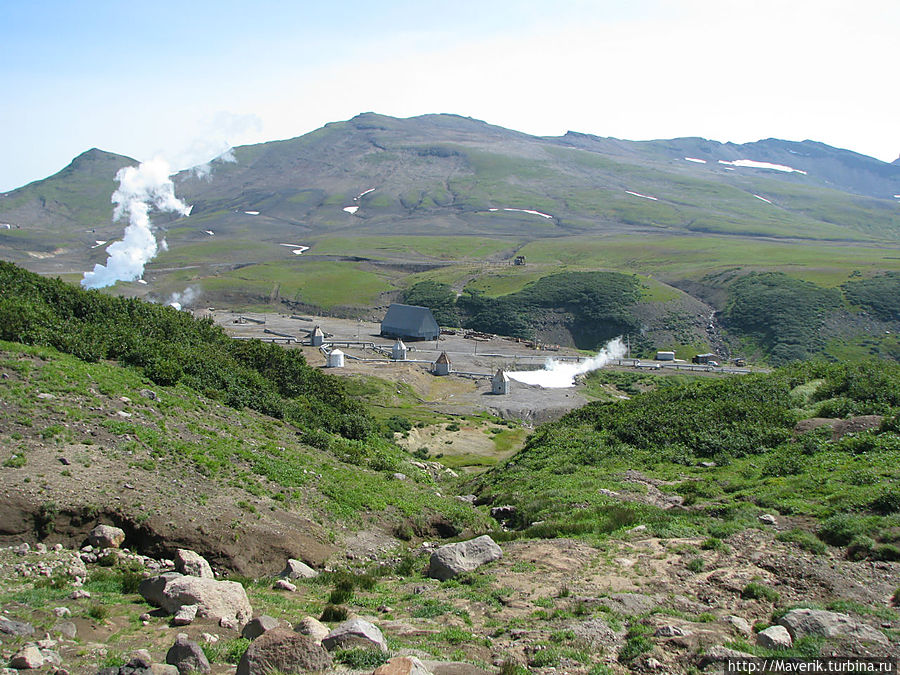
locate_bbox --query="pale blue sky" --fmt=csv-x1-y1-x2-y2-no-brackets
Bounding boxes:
1,0,897,191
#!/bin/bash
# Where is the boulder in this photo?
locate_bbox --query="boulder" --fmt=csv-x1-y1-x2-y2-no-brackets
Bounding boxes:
426,536,502,580
88,524,126,549
273,579,297,592
778,609,888,646
9,646,45,669
53,621,77,639
235,628,332,675
127,650,153,668
757,625,792,649
0,618,34,636
280,559,318,579
322,618,388,652
165,634,211,674
374,656,434,675
174,549,214,579
139,573,252,629
242,615,281,640
294,616,330,643
727,616,752,636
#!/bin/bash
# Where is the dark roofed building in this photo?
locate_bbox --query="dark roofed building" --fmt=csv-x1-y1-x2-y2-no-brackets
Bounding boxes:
380,303,440,340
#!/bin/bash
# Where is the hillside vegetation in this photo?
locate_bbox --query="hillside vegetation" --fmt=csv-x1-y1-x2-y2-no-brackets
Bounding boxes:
474,360,900,560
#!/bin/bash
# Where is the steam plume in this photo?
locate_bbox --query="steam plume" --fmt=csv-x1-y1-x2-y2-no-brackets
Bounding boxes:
508,337,627,388
81,159,191,289
166,286,201,311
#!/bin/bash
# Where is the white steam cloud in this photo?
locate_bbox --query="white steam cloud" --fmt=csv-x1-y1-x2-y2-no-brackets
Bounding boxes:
81,159,191,289
167,286,201,311
191,145,238,180
508,337,627,388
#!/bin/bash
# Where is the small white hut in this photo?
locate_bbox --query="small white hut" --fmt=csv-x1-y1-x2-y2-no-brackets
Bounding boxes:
310,326,325,347
326,349,344,368
392,339,408,361
491,369,510,395
432,351,451,376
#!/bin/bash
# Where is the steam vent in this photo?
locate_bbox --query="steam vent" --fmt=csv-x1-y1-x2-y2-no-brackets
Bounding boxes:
310,325,325,347
326,349,344,368
392,339,408,361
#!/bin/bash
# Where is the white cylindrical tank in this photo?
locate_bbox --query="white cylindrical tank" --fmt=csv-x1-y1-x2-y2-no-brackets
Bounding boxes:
392,339,408,361
327,349,345,368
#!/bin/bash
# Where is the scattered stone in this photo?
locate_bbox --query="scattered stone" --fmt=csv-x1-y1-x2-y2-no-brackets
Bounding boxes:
490,505,516,520
699,645,756,666
88,524,126,549
58,457,71,466
646,657,664,669
139,613,151,622
700,461,717,468
174,549,214,579
241,615,280,640
757,625,793,649
165,634,211,674
294,616,330,643
140,389,158,400
570,617,623,649
758,514,777,525
374,656,434,675
235,628,332,675
779,608,888,646
173,604,198,626
426,535,502,580
727,616,753,636
0,618,34,636
280,559,318,579
70,589,91,600
53,621,77,639
36,393,55,400
201,633,218,644
127,650,153,668
598,593,657,616
421,661,491,675
273,579,297,592
392,473,408,480
322,618,388,652
654,625,685,637
52,607,70,618
626,525,648,534
9,646,44,669
455,495,476,504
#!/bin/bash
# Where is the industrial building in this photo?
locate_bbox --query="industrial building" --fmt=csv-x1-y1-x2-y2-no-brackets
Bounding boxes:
380,303,440,340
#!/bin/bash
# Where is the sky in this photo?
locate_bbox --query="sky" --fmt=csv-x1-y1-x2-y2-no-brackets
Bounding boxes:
1,0,898,192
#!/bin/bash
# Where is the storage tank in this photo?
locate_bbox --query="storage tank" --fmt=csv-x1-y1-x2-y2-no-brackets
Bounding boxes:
655,351,675,361
326,349,345,368
392,339,408,361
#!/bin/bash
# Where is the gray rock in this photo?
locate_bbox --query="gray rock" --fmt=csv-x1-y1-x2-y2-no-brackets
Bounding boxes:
490,505,516,520
127,649,153,668
699,645,756,666
53,621,77,639
598,593,657,616
165,634,211,674
426,535,502,580
0,618,34,636
148,666,179,675
88,524,126,549
273,579,297,592
569,617,623,649
294,616,330,643
654,625,685,637
235,628,332,675
38,650,60,668
758,625,793,649
421,662,492,675
727,615,753,636
241,615,281,640
758,514,778,525
779,609,888,646
70,589,91,600
173,603,198,626
140,573,252,630
374,656,434,675
280,559,318,579
174,549,213,579
322,618,387,652
9,646,45,669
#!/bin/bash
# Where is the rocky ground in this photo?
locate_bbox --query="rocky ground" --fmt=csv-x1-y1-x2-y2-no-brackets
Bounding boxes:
2,518,898,674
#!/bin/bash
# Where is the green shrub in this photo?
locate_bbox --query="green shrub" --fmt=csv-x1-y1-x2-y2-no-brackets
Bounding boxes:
320,604,348,622
818,514,870,546
333,648,389,669
741,582,780,602
686,557,705,572
618,624,653,663
775,529,827,555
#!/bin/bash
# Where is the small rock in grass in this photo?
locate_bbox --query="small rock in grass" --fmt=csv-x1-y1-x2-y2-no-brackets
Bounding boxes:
273,579,297,592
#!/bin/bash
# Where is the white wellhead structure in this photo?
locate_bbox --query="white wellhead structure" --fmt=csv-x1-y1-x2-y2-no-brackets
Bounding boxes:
392,339,408,361
326,349,345,368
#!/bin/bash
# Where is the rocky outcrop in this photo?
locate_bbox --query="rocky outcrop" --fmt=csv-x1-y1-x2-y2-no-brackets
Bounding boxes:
757,625,792,649
322,618,388,652
235,628,332,675
426,535,502,580
778,608,888,646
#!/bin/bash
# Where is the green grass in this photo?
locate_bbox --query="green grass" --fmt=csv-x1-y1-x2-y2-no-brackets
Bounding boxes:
310,236,516,261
